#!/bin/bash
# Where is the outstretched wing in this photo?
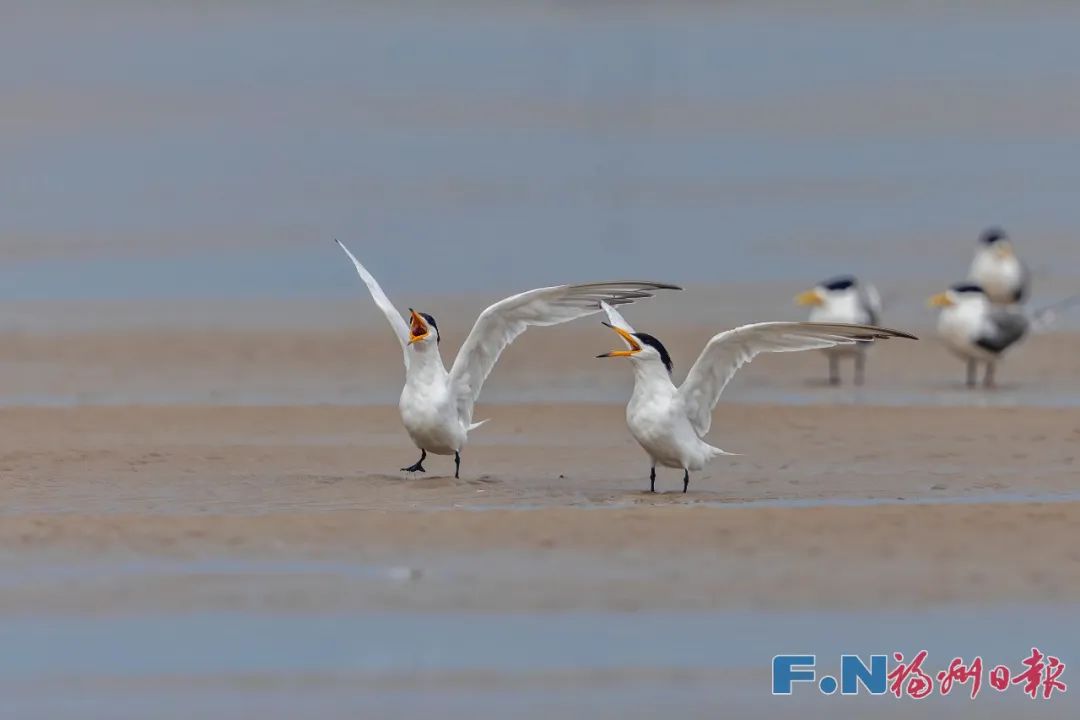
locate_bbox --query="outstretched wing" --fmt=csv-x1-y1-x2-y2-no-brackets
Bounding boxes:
678,322,915,436
335,239,411,368
449,281,680,424
1031,293,1080,332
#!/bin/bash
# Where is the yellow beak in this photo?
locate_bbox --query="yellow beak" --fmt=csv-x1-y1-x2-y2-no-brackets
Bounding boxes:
795,289,824,306
994,243,1014,259
927,292,955,308
408,309,430,344
596,324,642,358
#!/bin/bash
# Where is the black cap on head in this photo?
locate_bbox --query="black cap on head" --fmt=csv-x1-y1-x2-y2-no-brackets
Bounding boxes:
821,275,857,292
420,312,440,343
979,228,1007,245
950,283,986,295
633,332,673,375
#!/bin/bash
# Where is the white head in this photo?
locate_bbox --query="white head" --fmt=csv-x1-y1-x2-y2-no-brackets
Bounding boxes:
596,323,674,375
406,309,441,351
795,275,861,312
977,227,1015,261
928,283,990,314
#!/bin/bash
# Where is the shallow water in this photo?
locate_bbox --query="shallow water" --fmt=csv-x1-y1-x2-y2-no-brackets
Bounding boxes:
1,607,1075,718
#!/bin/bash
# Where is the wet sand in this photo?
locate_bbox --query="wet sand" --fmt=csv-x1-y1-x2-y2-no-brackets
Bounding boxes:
3,400,1079,615
2,324,1078,718
0,309,1075,720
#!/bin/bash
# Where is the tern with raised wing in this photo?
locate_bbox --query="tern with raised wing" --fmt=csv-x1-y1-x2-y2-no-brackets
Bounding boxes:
335,240,680,478
596,302,916,493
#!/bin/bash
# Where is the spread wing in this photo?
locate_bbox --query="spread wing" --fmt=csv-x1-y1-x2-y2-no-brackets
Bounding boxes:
449,281,680,425
678,322,916,436
1031,293,1080,332
335,239,411,368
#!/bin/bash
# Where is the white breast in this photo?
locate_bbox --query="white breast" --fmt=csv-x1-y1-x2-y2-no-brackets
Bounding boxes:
937,304,993,361
969,251,1023,304
626,382,717,471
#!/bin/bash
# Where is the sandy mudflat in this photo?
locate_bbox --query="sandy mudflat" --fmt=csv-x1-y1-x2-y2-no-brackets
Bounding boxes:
1,402,1078,614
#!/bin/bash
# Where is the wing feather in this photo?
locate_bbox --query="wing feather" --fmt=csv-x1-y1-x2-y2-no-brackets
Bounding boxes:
678,322,915,436
599,300,636,334
449,281,680,424
335,239,411,368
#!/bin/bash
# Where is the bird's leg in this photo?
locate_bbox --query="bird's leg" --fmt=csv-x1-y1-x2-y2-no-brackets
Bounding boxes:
401,449,427,473
984,362,996,389
682,469,689,494
854,352,866,387
649,466,656,493
454,451,461,479
966,359,978,389
828,355,841,386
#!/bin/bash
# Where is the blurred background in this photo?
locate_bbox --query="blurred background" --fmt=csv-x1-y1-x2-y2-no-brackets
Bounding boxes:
3,1,1079,306
4,0,1080,407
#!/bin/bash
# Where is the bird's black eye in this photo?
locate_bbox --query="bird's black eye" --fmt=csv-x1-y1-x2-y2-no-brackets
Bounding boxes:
822,276,856,291
633,332,673,374
979,228,1006,245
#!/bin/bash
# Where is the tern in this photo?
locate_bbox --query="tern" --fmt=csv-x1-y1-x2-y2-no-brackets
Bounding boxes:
335,240,679,478
968,228,1029,305
795,275,883,386
596,302,916,493
927,282,1080,388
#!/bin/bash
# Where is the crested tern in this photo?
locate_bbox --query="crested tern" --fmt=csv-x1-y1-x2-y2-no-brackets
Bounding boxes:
335,239,680,478
596,302,916,493
795,275,883,386
968,227,1029,305
929,281,1037,388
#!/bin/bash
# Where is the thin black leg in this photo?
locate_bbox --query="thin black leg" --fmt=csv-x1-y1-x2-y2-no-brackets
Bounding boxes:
966,359,977,389
649,466,656,493
402,449,427,473
828,355,840,386
984,362,996,389
854,352,866,387
454,451,461,479
682,469,689,494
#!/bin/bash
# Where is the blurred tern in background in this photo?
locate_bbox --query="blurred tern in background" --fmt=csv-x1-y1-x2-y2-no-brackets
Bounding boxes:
795,275,883,386
968,227,1030,305
335,239,680,478
596,302,916,493
929,282,1080,389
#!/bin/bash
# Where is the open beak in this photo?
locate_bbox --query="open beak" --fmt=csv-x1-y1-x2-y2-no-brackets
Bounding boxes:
408,309,430,344
795,289,824,306
927,292,955,308
596,323,642,358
